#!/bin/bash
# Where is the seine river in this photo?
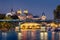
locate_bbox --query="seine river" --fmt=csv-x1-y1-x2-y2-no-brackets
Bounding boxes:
0,31,60,40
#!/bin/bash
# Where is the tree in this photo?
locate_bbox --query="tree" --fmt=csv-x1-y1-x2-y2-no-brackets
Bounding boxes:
0,22,11,31
0,14,5,19
54,5,60,19
0,16,12,31
0,14,19,31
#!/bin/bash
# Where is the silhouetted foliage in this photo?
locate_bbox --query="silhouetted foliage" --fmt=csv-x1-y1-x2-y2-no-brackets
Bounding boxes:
11,15,18,19
54,5,60,19
0,14,5,19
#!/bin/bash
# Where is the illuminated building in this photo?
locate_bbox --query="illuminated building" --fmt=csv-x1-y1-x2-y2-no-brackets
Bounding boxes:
6,9,15,17
17,9,22,15
20,22,40,31
26,13,33,19
6,12,12,17
23,9,28,15
17,9,26,20
0,9,60,40
15,26,20,32
20,22,41,40
41,12,46,20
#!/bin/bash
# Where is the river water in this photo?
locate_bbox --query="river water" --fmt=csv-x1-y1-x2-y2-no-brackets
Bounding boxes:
0,31,60,40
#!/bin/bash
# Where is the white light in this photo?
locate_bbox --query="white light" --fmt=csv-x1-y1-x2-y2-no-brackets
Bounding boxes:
23,10,28,14
18,33,22,40
15,27,19,32
40,32,44,40
41,16,46,20
6,13,12,17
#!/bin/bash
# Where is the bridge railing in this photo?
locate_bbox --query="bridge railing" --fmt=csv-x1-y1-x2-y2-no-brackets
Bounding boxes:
0,19,59,22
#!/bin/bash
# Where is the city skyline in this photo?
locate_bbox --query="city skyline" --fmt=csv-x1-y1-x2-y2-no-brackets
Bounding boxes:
0,0,60,19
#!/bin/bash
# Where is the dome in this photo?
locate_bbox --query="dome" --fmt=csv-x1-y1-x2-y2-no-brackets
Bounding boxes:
6,13,12,17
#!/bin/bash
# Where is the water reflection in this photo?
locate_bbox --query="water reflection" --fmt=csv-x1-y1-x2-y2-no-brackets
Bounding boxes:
40,32,44,40
0,31,2,40
44,32,48,40
55,32,59,40
48,31,52,40
0,31,60,40
18,32,22,40
2,32,7,40
0,31,18,40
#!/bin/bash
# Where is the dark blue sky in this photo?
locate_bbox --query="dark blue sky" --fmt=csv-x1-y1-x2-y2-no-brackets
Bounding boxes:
0,0,60,19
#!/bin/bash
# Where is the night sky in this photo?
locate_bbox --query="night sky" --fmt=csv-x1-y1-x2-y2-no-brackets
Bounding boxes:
0,0,60,19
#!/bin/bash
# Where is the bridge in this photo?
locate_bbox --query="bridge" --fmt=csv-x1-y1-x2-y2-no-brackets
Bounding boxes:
0,19,60,40
0,19,60,23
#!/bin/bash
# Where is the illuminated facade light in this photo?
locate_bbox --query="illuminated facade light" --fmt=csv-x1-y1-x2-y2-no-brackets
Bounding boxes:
26,14,33,19
6,13,12,17
41,15,46,20
15,26,19,32
46,24,50,27
59,24,60,27
17,10,22,14
18,16,26,20
41,12,46,20
50,22,57,27
23,9,28,14
20,22,40,30
50,23,55,27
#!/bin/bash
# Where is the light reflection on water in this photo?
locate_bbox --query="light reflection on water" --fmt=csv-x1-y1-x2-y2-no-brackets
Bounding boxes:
18,32,22,40
2,32,7,40
0,31,60,40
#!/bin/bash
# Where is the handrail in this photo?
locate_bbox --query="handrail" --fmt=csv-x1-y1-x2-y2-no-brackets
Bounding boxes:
0,19,60,23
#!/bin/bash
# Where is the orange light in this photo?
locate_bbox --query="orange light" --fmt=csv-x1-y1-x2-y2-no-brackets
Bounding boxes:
59,24,60,27
50,23,57,27
20,23,40,30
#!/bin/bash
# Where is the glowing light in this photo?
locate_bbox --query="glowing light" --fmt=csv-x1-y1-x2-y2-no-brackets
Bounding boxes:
41,16,46,20
50,23,58,27
23,9,28,14
40,32,44,40
44,32,48,40
59,24,60,27
18,33,22,40
46,24,50,26
15,27,19,32
20,22,40,30
17,10,22,14
6,13,12,17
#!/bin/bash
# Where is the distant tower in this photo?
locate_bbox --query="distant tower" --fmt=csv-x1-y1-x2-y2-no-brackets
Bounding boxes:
41,12,46,20
6,8,15,17
10,9,15,15
11,8,14,12
23,9,28,15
